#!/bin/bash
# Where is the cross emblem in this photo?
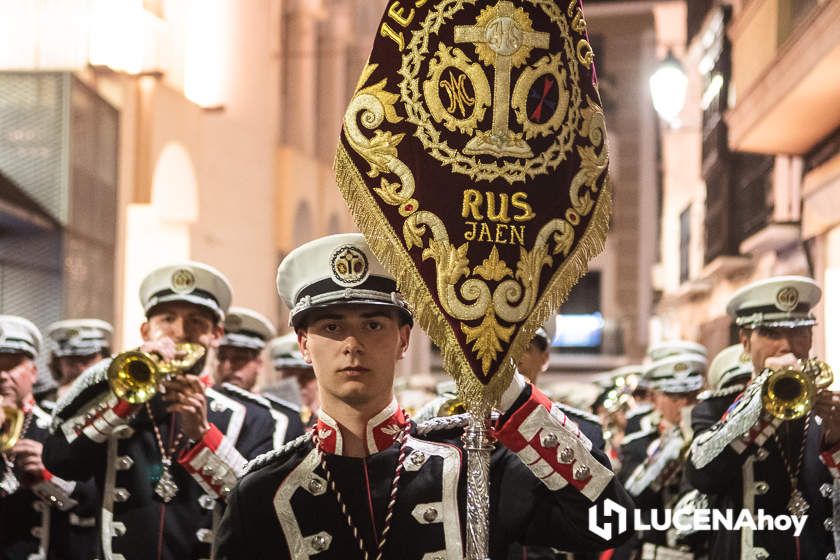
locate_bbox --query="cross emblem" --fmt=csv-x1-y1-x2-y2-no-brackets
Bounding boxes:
455,1,550,157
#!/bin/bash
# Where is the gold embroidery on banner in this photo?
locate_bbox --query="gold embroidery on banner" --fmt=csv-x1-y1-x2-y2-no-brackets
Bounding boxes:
576,39,594,69
455,2,549,158
423,45,491,135
335,0,612,408
462,309,515,375
473,246,513,281
511,54,569,139
400,0,584,184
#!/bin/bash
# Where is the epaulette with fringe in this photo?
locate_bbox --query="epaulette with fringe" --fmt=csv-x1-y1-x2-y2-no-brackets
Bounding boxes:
697,383,746,401
553,401,602,425
50,359,111,430
263,393,302,413
220,383,273,410
242,432,311,476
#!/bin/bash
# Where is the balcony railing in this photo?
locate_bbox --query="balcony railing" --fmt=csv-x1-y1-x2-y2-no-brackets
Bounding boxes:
733,153,774,242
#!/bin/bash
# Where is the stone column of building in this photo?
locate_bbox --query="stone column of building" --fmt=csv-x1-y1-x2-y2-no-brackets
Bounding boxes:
316,1,351,164
283,0,322,157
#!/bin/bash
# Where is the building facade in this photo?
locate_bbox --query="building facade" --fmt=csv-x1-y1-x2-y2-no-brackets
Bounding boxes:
653,0,840,362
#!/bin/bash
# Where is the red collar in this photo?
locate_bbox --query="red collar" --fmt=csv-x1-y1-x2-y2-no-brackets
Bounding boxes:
315,399,408,456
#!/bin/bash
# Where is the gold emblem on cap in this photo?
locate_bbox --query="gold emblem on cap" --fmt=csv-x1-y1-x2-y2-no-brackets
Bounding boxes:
776,286,800,312
225,315,242,330
330,245,369,287
674,362,688,372
171,269,197,294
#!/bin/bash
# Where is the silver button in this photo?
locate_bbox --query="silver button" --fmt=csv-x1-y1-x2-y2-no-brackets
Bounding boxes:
73,424,84,436
211,475,224,486
115,456,134,470
202,464,215,476
541,432,559,448
755,448,769,461
311,534,328,552
114,488,130,503
112,522,126,537
423,507,438,522
573,464,590,480
558,447,575,464
826,519,834,531
410,451,426,466
220,486,231,499
199,494,215,510
210,400,226,412
754,482,769,495
821,483,834,498
84,412,96,423
308,478,324,494
196,528,214,543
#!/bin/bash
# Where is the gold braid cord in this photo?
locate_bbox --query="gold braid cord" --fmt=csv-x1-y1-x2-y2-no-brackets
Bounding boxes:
335,0,611,412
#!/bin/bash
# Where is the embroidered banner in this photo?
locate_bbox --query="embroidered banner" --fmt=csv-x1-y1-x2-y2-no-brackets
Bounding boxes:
335,0,611,410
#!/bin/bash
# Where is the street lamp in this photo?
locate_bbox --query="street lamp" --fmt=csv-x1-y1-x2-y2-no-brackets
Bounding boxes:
649,50,688,128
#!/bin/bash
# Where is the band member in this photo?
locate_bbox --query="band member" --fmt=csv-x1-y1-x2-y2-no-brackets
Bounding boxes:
214,233,634,559
692,344,753,436
687,276,840,559
615,350,706,560
267,333,319,426
214,307,304,446
619,341,704,483
673,343,755,557
509,320,608,560
45,319,112,405
1,315,98,559
43,262,274,559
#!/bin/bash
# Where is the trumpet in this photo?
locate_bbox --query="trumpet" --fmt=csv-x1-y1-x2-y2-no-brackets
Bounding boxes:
1,405,24,453
107,343,206,404
436,396,466,417
762,359,833,420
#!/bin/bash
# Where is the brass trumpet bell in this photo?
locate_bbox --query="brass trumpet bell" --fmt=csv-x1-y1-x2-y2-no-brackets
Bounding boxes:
107,343,206,404
762,359,833,421
1,405,24,453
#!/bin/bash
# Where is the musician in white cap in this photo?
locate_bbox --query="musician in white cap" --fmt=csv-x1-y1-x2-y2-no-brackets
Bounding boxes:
688,276,840,559
213,307,305,447
215,234,633,559
267,332,319,425
615,351,707,560
1,315,98,559
678,344,754,558
43,262,275,560
45,318,112,402
620,341,707,483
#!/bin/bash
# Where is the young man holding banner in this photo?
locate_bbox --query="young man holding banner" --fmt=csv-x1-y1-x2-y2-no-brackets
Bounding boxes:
215,233,633,559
